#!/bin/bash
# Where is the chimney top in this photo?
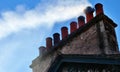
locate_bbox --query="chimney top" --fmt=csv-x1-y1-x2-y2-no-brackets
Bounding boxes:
53,33,60,36
95,3,104,15
71,21,77,24
78,16,85,21
70,21,77,33
39,46,46,56
39,46,46,48
84,6,94,13
95,3,103,9
61,26,68,29
46,37,52,39
53,33,60,46
46,37,52,49
61,26,68,39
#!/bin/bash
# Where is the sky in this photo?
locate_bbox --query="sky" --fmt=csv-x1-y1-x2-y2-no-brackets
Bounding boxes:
0,0,119,72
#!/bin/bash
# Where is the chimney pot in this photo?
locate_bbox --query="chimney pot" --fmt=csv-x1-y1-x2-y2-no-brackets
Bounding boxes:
78,16,85,28
95,3,104,15
84,6,94,22
39,46,46,56
70,21,77,33
53,33,60,46
61,27,68,39
46,37,52,49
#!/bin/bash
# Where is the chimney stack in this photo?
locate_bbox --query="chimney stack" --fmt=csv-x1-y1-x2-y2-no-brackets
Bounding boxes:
70,21,77,33
84,6,94,22
95,3,104,15
61,27,68,39
46,37,52,49
39,46,46,56
78,16,85,28
53,33,60,46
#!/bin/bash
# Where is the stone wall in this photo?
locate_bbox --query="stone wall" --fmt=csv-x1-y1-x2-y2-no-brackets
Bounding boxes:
59,23,101,54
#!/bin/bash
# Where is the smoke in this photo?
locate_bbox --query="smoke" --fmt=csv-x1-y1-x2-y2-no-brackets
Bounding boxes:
0,0,91,39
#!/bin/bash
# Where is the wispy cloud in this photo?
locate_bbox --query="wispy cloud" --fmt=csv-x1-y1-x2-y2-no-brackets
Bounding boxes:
0,0,92,72
0,0,91,39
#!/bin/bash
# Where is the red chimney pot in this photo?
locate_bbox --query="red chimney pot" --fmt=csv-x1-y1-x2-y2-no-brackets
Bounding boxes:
46,37,52,49
53,33,60,46
78,16,85,28
84,6,94,22
70,21,77,33
61,27,68,39
95,3,104,15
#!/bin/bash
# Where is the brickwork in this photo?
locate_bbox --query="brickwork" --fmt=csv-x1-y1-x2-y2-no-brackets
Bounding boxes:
99,21,119,54
31,53,57,72
60,24,101,54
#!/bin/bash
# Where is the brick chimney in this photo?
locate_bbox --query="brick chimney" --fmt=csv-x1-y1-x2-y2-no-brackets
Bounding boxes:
53,33,60,46
84,6,94,22
61,27,68,39
46,37,52,49
70,21,77,33
95,3,104,15
78,16,85,28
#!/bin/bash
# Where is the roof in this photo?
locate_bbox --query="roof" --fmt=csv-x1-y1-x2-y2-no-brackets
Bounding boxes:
42,13,118,57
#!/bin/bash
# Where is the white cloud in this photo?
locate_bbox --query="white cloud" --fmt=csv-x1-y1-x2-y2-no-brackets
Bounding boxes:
0,0,91,39
0,0,92,72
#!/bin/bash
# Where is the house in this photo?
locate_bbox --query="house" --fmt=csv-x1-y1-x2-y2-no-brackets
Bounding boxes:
30,3,120,72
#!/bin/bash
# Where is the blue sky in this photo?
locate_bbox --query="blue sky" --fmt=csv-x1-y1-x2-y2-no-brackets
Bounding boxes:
0,0,119,72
